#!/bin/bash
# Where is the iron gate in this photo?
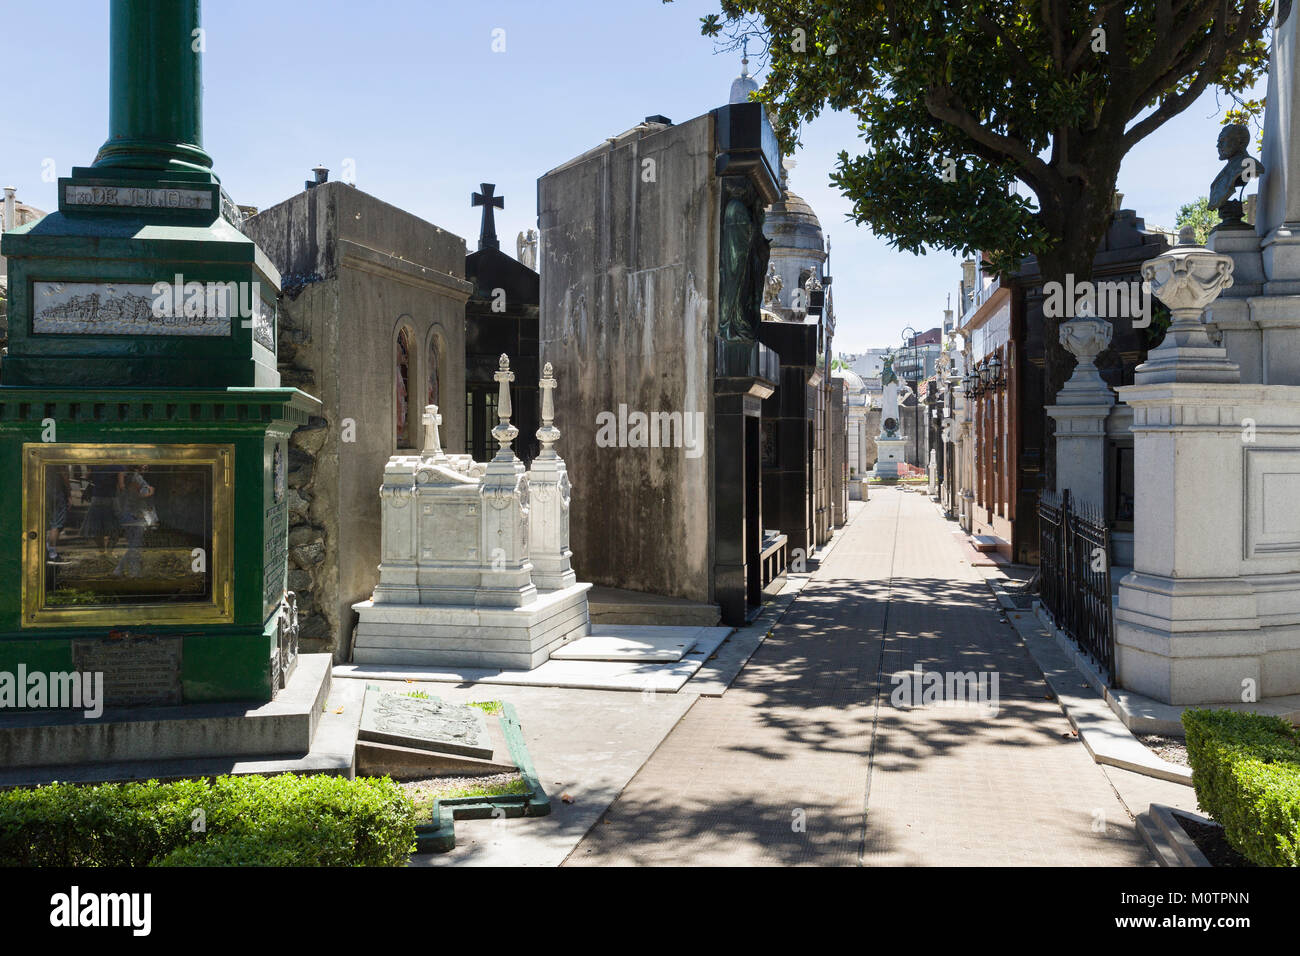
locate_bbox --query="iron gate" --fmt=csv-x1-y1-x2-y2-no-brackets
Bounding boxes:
1038,489,1115,682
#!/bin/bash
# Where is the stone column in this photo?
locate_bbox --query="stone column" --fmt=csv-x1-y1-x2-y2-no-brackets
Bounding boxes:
1044,306,1115,510
1115,235,1254,703
527,362,577,591
477,354,537,607
94,0,214,174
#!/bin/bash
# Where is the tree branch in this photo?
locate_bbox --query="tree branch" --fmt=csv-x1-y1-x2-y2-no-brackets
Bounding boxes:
923,86,1059,194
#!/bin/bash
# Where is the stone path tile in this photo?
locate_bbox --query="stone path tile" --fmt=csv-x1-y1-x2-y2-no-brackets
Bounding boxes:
564,488,1153,866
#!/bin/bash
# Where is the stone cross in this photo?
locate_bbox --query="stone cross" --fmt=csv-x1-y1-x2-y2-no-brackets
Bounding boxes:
491,353,519,457
536,361,561,458
422,404,443,459
472,183,504,252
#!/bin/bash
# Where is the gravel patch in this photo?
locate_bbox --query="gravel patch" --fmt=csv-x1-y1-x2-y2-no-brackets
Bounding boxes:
1137,733,1190,767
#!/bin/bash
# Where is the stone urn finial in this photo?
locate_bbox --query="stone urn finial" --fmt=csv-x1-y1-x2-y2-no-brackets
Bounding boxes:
1140,239,1233,348
1134,237,1240,384
1056,312,1113,400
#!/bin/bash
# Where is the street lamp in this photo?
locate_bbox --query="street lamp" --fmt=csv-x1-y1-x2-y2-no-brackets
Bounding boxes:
987,352,1003,389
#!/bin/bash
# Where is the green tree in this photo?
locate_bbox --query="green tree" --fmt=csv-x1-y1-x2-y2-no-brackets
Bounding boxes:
694,0,1271,479
1176,196,1223,243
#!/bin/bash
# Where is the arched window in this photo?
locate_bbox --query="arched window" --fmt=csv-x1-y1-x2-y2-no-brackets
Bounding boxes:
395,325,413,448
427,337,440,410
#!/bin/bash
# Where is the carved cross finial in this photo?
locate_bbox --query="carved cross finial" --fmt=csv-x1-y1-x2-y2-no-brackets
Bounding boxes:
472,183,504,252
422,404,444,458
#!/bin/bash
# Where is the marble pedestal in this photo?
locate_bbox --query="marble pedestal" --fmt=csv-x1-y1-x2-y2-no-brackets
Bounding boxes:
1114,383,1300,703
352,582,592,669
872,437,907,479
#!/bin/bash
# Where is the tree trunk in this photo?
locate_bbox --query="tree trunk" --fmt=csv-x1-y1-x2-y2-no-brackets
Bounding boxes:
1033,170,1119,492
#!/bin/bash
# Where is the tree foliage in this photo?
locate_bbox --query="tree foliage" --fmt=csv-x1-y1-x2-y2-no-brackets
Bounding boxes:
698,0,1271,284
1176,195,1223,243
691,0,1272,483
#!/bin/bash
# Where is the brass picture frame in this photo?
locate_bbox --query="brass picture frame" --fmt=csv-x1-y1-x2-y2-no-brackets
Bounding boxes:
21,442,235,627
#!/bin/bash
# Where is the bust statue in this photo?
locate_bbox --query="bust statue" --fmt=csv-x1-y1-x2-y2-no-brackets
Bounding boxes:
1209,124,1263,230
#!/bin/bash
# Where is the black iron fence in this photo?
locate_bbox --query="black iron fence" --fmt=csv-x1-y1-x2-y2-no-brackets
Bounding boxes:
1037,489,1115,682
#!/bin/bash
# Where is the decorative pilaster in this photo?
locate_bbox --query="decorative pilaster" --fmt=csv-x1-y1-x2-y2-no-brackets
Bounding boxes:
1044,304,1116,508
478,354,536,607
527,362,577,590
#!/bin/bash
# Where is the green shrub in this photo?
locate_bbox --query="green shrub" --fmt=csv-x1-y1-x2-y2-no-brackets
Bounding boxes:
1182,709,1300,867
0,774,416,867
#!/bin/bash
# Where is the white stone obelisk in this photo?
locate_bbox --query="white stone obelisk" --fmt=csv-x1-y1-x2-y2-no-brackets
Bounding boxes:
527,362,577,590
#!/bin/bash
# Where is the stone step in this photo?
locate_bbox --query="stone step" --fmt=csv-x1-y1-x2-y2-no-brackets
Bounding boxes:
0,654,339,775
1138,804,1212,867
551,627,701,661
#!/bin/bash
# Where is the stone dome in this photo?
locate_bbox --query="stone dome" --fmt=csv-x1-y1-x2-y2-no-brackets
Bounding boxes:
832,366,866,392
765,187,825,255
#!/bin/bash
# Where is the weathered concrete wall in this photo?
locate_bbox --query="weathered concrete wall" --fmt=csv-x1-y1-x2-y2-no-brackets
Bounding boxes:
539,116,717,603
246,183,470,657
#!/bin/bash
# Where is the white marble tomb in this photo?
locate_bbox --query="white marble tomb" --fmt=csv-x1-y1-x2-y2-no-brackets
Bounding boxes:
352,355,593,670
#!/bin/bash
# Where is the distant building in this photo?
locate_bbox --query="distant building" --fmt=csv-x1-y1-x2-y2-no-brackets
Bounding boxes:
0,186,47,300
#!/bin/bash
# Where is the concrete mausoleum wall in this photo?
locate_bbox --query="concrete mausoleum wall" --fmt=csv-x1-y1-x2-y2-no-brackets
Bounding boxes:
538,115,717,605
245,182,471,657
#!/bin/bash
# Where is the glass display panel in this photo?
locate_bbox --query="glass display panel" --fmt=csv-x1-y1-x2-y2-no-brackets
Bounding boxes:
22,444,234,627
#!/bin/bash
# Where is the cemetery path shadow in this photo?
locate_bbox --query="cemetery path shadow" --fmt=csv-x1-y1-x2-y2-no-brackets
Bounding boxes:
561,489,1153,867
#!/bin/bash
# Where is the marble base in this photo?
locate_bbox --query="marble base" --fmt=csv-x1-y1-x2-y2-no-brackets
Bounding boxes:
872,437,907,479
352,583,593,670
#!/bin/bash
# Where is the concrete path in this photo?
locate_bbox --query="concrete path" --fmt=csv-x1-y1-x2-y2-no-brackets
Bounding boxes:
564,488,1154,866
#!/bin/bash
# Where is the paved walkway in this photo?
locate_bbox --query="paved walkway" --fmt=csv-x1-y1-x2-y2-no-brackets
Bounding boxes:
564,487,1153,866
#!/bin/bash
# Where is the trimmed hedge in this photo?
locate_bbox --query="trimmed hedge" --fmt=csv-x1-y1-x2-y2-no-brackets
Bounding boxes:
0,773,416,867
1182,709,1300,867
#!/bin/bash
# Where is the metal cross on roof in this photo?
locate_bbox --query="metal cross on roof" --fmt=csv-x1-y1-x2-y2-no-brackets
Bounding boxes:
472,183,504,251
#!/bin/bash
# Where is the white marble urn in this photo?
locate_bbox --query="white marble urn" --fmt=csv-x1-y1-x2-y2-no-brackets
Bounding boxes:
1140,229,1234,347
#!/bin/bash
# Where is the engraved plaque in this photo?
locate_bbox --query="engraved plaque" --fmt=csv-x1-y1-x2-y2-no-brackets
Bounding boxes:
358,688,493,759
63,183,213,211
71,636,183,706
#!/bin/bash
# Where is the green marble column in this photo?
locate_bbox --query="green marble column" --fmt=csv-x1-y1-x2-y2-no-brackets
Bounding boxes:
95,0,214,175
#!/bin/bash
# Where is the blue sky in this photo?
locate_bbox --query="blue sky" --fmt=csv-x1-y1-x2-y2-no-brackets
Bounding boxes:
1,0,1260,351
